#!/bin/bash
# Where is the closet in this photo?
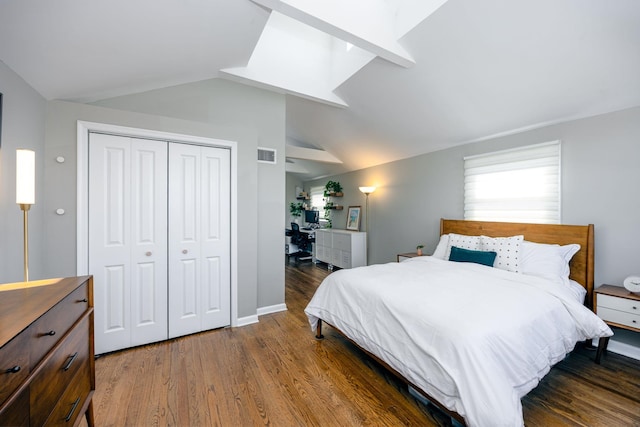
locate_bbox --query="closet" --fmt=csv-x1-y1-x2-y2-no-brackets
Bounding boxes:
88,133,231,354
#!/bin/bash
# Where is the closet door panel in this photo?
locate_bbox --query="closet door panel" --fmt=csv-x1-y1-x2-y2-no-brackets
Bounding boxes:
89,134,168,354
89,134,132,354
168,144,202,338
130,140,168,347
200,147,230,329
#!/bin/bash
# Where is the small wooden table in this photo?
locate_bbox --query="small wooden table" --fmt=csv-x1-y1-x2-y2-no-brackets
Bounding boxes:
396,252,422,262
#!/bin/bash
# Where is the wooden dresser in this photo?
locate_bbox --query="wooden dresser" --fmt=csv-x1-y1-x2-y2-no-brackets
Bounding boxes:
0,276,95,426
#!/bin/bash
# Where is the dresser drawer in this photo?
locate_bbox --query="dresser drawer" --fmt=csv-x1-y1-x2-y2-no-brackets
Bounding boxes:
597,294,640,314
332,233,351,251
0,387,29,427
597,306,640,330
0,328,30,406
29,283,89,370
30,315,90,427
43,363,91,427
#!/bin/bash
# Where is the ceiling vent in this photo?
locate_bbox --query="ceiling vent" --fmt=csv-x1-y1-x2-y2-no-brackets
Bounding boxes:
258,147,276,164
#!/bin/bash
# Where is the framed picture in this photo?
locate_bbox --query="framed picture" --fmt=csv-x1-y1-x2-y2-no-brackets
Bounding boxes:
346,206,361,231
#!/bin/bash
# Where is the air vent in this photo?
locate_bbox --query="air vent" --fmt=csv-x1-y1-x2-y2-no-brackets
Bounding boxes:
258,147,276,164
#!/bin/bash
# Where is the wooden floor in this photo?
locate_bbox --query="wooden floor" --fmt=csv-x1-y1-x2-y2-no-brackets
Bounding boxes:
86,261,640,426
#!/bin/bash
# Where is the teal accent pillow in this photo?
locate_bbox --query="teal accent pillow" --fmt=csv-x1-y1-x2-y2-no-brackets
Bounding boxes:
449,246,497,267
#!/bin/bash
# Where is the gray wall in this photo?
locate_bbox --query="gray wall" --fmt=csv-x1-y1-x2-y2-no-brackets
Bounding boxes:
0,61,46,282
286,174,304,226
305,106,640,290
0,66,286,320
54,78,285,317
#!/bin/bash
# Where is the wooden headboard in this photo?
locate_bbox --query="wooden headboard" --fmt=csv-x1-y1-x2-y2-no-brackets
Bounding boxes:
440,219,595,309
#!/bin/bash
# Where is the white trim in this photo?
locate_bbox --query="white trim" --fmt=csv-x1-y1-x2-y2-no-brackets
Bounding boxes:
257,303,288,316
76,120,240,328
235,314,260,327
592,338,640,362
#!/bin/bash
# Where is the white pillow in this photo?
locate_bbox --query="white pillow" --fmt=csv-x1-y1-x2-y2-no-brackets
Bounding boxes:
520,241,580,287
480,235,524,273
432,234,449,259
445,233,481,260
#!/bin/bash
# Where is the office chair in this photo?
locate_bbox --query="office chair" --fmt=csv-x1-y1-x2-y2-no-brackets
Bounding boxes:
289,222,313,265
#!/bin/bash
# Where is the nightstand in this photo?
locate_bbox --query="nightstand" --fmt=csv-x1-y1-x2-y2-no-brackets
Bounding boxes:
595,285,640,331
594,284,640,363
397,252,422,262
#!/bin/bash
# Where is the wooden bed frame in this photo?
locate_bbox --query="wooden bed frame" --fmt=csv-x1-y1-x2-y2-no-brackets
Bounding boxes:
314,219,605,426
440,219,595,308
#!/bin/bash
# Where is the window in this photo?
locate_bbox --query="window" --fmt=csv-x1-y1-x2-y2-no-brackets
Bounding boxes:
309,186,326,219
464,141,561,224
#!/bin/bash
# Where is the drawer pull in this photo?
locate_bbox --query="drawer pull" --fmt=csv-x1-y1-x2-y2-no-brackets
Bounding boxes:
64,397,81,422
5,365,21,374
44,330,56,336
78,298,88,303
63,352,79,371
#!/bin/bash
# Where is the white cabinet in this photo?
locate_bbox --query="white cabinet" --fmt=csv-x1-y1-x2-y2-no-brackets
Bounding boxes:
315,229,366,269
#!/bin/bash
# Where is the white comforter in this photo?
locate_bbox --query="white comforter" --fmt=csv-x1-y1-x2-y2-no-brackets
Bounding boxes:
305,257,612,427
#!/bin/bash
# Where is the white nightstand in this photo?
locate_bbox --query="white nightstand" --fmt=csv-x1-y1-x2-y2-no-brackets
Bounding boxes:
595,285,640,332
594,284,640,363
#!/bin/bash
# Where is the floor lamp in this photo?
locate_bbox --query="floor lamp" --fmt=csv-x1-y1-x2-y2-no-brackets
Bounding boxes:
359,186,376,264
16,149,35,282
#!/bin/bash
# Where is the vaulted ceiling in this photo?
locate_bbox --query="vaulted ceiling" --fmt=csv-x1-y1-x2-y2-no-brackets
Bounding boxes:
1,0,639,180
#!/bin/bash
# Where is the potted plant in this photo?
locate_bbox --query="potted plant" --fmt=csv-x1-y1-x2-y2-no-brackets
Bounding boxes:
323,180,343,197
289,202,304,219
416,244,424,256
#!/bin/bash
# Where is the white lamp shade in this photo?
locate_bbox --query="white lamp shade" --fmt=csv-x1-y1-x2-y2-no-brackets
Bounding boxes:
16,149,35,205
359,186,376,195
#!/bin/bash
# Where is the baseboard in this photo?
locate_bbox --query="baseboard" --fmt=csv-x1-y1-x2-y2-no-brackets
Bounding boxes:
235,314,259,327
592,337,640,361
257,303,288,316
607,339,640,361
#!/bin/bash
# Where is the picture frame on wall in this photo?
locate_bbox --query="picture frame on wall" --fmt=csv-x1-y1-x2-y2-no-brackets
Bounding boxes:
346,206,361,231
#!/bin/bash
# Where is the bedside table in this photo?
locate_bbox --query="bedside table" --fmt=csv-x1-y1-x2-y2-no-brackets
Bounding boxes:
397,252,422,262
595,285,640,331
594,284,640,363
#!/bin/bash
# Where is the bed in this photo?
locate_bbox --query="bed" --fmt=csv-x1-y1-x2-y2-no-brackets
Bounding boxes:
305,219,613,427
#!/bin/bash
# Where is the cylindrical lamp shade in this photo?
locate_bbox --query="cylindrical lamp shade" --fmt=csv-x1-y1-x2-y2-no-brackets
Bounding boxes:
16,149,35,205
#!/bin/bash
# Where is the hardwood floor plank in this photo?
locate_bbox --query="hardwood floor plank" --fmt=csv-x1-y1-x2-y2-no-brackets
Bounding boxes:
81,261,640,426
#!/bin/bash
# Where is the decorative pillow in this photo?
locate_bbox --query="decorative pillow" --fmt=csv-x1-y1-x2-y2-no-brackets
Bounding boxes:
449,246,497,267
520,241,580,287
432,234,449,259
445,233,481,260
480,235,523,273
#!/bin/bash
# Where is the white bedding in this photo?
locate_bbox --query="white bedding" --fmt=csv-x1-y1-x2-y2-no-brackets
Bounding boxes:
305,256,612,427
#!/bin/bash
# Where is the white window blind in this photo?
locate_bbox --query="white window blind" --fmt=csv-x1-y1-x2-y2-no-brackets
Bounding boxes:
464,141,561,224
309,186,326,219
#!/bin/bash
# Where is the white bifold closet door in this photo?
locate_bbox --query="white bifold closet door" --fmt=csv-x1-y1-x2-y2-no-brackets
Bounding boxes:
89,133,231,354
168,143,231,338
89,133,168,354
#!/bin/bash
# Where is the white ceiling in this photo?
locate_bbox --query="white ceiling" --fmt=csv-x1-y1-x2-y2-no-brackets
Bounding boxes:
1,0,639,180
